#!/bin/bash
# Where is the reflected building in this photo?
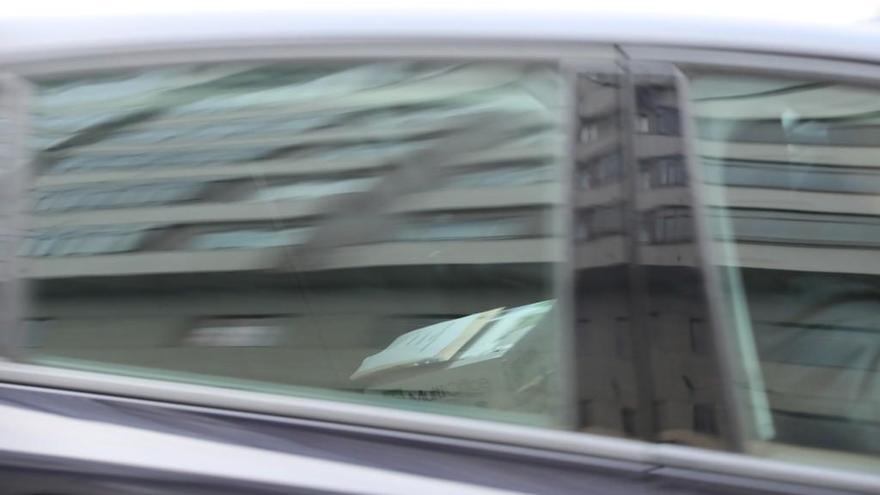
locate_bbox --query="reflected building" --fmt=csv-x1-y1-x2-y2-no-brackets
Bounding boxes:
22,62,567,417
19,62,737,444
573,68,727,447
19,61,879,453
573,70,880,454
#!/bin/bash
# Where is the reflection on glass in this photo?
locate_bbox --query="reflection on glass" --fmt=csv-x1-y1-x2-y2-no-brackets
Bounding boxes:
33,180,208,212
692,73,880,468
354,301,556,411
572,68,728,447
21,61,567,427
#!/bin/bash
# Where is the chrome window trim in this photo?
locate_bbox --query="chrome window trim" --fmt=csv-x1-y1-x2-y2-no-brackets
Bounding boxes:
1,39,618,77
622,44,880,87
0,380,651,475
0,360,654,463
1,40,880,494
9,39,880,82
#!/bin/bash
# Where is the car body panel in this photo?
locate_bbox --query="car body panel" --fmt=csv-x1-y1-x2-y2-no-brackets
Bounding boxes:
2,12,880,495
0,383,867,494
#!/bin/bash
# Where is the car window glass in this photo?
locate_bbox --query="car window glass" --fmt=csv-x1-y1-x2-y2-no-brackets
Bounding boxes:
12,58,737,448
18,61,570,427
690,71,880,472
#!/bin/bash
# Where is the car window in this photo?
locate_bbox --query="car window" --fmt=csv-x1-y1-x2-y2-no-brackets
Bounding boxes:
10,57,741,450
689,71,880,471
18,61,570,427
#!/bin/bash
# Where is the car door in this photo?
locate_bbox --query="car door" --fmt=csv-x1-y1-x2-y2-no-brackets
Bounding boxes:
0,35,878,495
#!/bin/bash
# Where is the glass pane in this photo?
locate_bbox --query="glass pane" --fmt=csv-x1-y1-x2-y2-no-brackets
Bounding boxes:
21,61,569,427
573,67,731,449
690,72,880,471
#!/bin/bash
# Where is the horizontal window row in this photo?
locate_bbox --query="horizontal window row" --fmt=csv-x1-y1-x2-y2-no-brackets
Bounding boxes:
42,133,560,173
719,208,880,247
20,211,552,258
702,157,880,194
31,162,557,213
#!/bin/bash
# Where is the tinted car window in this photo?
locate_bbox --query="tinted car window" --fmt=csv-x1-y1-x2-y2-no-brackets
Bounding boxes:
690,72,880,471
19,61,570,427
11,58,738,450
